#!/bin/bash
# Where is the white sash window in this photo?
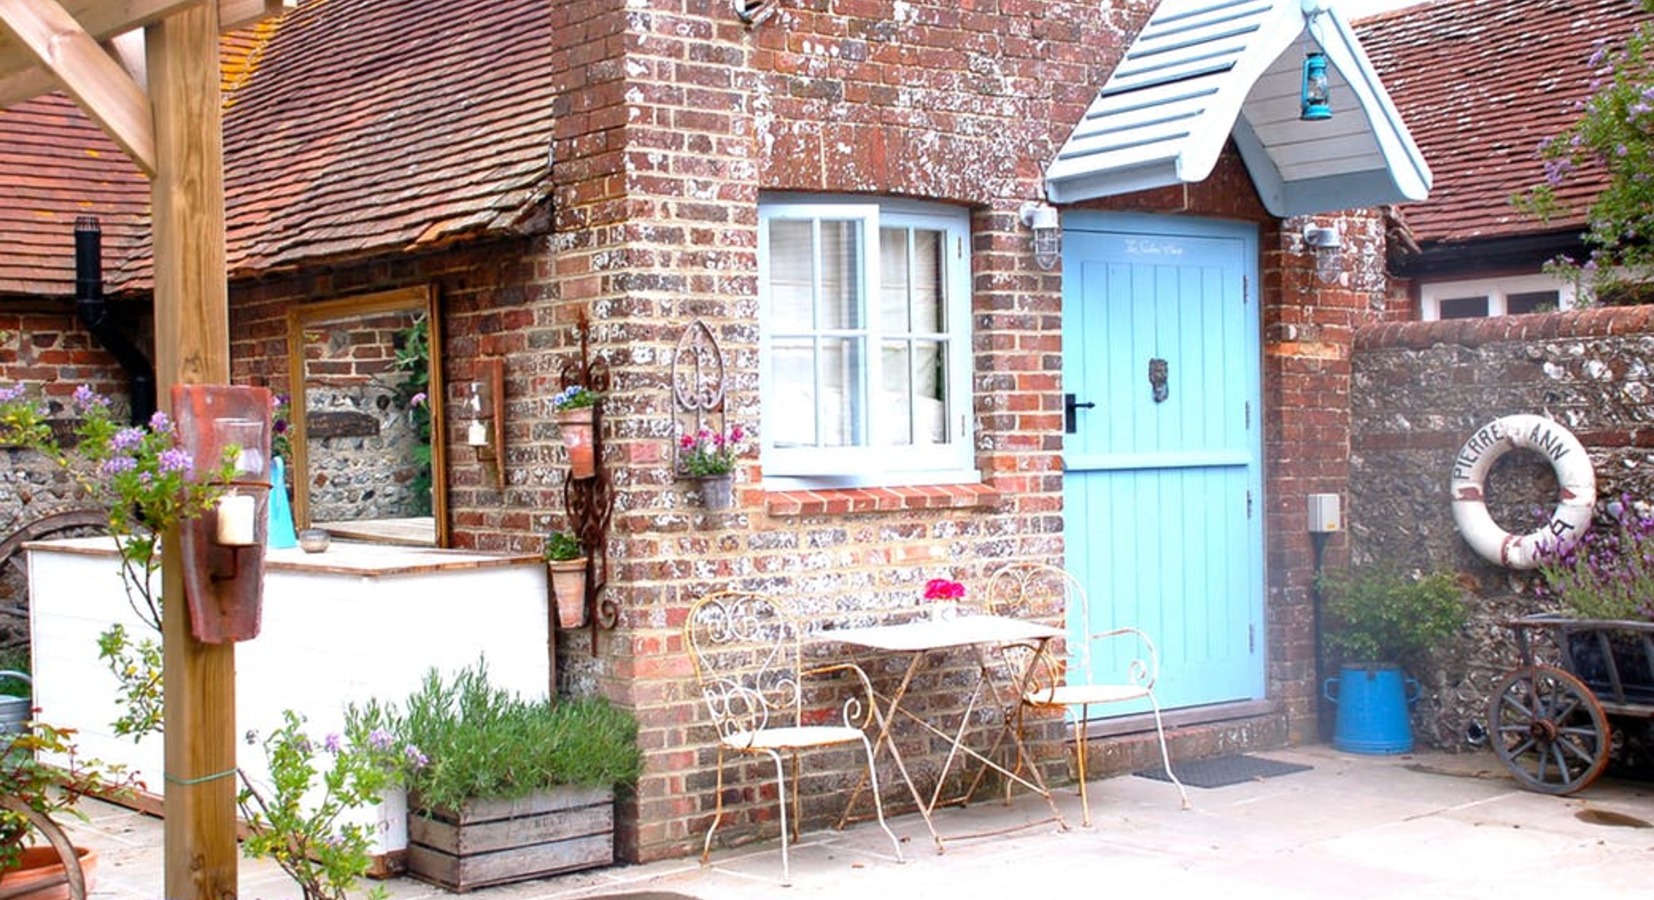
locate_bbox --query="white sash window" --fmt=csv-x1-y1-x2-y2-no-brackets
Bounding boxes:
759,198,975,487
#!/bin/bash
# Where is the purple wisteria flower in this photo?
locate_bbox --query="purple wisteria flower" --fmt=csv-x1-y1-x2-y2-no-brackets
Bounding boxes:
109,427,144,453
404,744,429,768
156,448,194,475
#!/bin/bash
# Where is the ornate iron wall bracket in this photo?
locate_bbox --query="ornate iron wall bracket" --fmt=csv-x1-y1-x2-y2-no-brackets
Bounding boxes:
559,314,616,653
672,319,727,475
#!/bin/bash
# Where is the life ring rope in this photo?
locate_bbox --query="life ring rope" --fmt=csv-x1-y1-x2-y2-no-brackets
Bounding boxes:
1450,414,1596,570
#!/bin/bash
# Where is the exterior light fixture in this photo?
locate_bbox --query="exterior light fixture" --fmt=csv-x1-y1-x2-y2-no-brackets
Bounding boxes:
732,0,778,25
1019,201,1062,270
1301,51,1332,121
1303,223,1343,284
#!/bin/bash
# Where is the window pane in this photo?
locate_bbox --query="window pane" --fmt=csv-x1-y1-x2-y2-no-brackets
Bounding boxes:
879,341,914,446
1439,296,1488,319
820,221,862,330
913,339,947,444
772,339,816,447
1507,291,1559,315
818,337,863,446
880,228,909,331
769,220,815,332
911,229,944,333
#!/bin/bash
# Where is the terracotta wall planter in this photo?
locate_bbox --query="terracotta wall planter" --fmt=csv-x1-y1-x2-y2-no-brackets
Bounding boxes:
555,409,596,479
547,558,589,629
405,786,614,891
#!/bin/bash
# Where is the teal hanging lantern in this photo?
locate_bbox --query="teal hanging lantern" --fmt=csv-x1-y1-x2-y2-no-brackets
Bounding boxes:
1301,51,1332,121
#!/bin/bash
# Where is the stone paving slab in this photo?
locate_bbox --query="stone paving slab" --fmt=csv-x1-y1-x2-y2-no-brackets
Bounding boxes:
58,745,1654,900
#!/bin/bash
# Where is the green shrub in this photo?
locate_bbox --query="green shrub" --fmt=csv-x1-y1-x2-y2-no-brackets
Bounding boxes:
1322,566,1467,668
398,661,641,813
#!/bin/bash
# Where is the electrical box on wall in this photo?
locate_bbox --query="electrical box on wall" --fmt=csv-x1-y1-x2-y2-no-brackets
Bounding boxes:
1307,493,1342,533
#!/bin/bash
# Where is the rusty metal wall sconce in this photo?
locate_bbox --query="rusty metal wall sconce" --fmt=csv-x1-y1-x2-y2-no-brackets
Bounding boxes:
466,357,506,489
559,314,616,652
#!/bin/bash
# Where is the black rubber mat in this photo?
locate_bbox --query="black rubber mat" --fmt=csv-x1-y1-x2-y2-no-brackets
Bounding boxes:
1134,753,1312,788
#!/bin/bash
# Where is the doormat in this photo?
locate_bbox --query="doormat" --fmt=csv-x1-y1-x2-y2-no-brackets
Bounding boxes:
1134,754,1312,789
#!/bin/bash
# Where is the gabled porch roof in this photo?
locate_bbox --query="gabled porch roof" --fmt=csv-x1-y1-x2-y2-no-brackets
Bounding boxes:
1046,0,1431,216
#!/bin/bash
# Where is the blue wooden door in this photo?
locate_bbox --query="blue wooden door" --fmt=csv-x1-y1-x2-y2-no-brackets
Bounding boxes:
1060,212,1264,715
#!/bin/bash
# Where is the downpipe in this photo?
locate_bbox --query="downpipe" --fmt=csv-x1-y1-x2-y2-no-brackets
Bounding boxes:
74,217,155,426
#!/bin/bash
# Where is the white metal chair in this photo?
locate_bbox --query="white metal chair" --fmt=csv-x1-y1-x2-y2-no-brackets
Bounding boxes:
684,591,903,885
984,563,1189,826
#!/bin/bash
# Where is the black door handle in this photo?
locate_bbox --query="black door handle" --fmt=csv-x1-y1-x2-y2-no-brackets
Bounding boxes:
1064,393,1095,434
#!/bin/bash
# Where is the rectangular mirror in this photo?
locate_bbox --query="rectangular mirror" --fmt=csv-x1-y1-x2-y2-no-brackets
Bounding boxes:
286,285,447,547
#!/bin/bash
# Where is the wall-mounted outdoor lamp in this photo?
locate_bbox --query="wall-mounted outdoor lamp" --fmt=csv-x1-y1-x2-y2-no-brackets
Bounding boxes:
1020,201,1062,270
732,0,778,26
466,358,506,487
1303,222,1343,284
1301,51,1332,121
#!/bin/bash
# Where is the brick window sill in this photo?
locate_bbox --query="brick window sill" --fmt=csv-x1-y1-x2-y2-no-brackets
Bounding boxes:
762,483,1001,517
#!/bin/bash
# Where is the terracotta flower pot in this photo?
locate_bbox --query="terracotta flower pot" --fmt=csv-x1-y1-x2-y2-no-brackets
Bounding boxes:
0,846,97,900
555,408,596,479
547,557,589,629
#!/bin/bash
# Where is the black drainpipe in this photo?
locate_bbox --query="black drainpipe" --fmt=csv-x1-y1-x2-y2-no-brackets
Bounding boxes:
74,217,155,427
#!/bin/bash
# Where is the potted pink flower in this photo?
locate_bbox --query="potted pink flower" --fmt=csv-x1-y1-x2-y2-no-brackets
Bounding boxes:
679,424,745,511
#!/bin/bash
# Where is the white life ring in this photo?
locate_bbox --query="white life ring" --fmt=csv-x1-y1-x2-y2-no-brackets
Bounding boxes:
1450,414,1595,570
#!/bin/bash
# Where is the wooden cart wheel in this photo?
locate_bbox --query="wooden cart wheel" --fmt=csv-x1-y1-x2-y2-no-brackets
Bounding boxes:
1487,665,1611,795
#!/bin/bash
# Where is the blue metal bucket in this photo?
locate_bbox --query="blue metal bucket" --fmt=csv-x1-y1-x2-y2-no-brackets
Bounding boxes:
1324,663,1417,755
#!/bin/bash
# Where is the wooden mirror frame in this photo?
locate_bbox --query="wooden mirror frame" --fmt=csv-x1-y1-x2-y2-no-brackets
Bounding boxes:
286,285,448,547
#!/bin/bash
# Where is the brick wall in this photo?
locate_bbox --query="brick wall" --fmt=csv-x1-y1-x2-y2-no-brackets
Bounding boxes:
1351,307,1654,748
0,306,142,653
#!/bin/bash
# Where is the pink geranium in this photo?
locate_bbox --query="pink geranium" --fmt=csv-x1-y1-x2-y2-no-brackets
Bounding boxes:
924,578,966,600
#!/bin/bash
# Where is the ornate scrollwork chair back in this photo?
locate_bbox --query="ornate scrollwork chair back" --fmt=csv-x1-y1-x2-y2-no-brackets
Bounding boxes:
683,591,903,885
984,563,1189,825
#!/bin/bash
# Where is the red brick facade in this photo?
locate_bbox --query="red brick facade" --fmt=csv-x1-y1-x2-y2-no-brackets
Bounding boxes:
0,0,1395,870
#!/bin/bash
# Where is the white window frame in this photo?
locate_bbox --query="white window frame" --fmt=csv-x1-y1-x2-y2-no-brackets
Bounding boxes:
758,196,975,489
1419,274,1576,320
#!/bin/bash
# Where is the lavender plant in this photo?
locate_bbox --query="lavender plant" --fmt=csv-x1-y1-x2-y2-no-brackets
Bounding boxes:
1537,501,1654,621
237,705,425,900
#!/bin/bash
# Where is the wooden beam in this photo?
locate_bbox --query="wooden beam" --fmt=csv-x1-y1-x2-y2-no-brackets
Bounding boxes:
0,0,283,107
148,2,236,899
0,0,156,176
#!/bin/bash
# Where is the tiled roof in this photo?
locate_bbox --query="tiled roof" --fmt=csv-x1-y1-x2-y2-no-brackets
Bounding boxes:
221,0,554,275
0,93,151,297
1357,0,1652,246
0,0,554,297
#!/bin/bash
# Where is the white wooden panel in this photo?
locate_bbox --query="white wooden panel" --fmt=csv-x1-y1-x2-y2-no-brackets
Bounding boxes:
28,538,551,857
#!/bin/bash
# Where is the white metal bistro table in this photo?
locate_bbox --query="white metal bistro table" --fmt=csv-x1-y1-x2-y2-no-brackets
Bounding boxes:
823,613,1070,852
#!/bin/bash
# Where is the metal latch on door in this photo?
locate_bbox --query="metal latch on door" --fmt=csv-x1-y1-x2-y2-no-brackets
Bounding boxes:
1064,393,1095,434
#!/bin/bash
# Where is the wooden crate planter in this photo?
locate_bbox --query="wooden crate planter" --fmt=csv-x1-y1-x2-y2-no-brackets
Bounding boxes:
405,786,614,891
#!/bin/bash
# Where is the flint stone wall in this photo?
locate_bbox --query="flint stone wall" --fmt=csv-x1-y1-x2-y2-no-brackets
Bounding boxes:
1351,307,1654,749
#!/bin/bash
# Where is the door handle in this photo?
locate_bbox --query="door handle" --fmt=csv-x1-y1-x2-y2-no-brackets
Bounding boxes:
1064,393,1095,434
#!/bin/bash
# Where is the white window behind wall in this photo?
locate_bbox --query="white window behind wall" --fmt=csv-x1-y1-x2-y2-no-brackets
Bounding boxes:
759,197,974,488
1419,274,1575,320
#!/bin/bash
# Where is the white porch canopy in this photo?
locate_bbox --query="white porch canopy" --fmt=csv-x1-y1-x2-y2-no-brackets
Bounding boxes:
1045,0,1430,216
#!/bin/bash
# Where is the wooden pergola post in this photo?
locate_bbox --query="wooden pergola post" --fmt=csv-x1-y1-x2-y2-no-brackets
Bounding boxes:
0,2,279,898
147,5,238,900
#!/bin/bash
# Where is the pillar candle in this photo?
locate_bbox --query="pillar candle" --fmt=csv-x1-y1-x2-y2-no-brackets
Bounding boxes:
216,493,257,547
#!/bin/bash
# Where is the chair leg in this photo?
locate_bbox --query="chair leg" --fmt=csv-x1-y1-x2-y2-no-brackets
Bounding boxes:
1074,704,1092,828
765,748,793,887
702,746,728,865
1147,690,1190,810
790,750,803,843
857,733,905,865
